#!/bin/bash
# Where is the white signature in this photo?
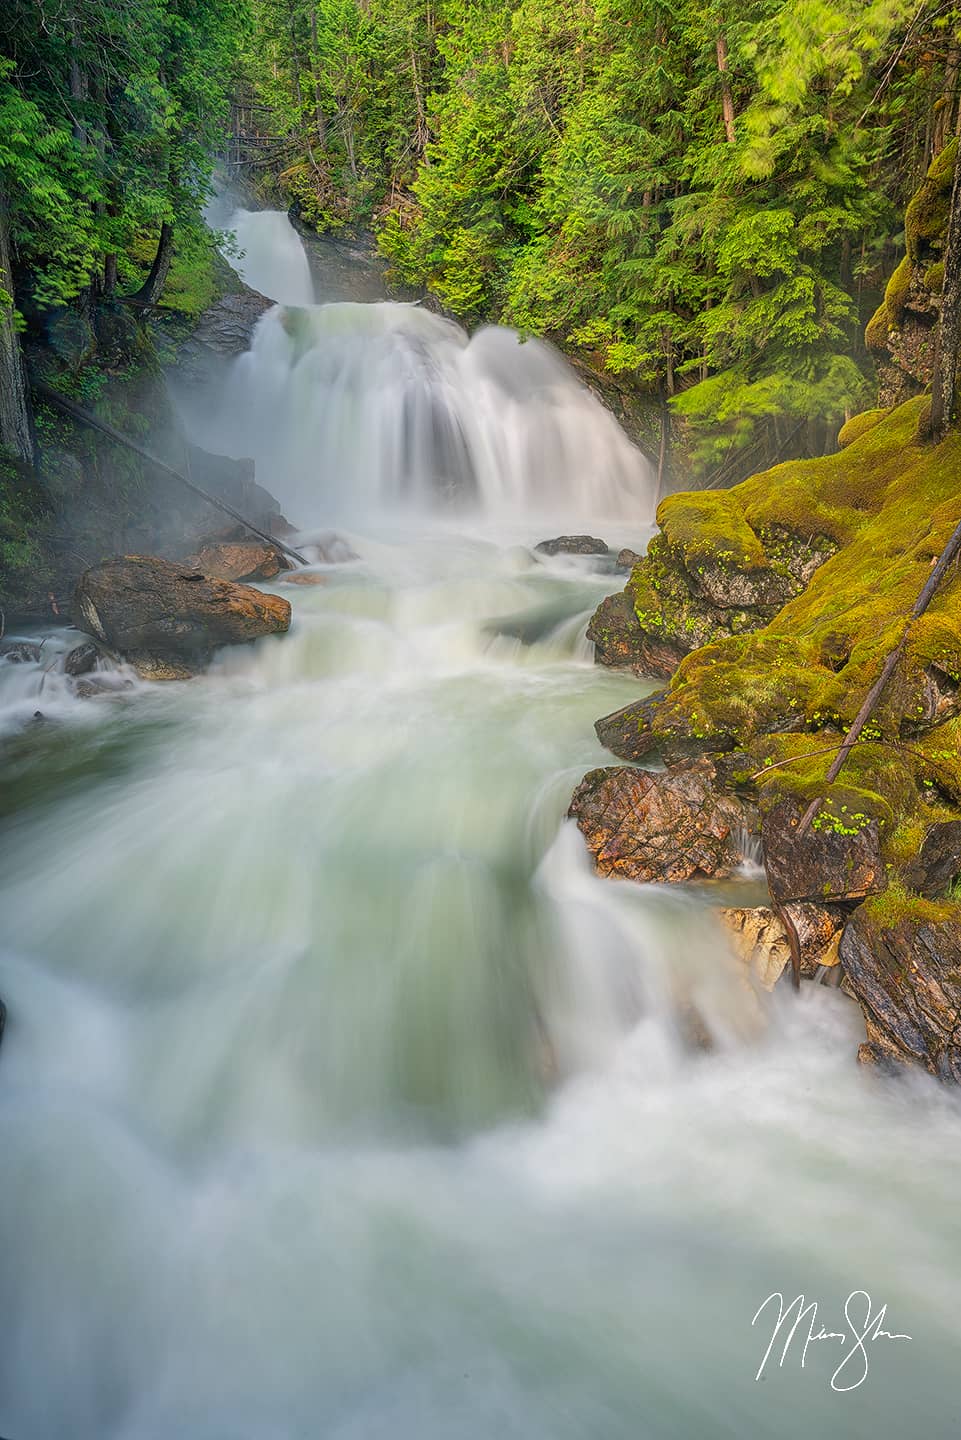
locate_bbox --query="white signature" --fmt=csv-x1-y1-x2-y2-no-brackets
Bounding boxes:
752,1291,912,1392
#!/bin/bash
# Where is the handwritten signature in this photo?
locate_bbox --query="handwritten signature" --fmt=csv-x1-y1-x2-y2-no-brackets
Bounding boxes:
752,1291,912,1392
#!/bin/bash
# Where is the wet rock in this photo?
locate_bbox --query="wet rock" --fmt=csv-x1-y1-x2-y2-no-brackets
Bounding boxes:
615,548,644,571
74,675,135,699
594,693,662,761
278,570,328,587
74,556,291,678
182,540,286,584
185,290,274,358
904,820,961,895
307,532,359,564
587,512,837,682
569,759,758,884
535,535,609,557
761,798,885,904
719,902,844,988
63,640,100,677
1,641,43,664
841,909,961,1079
587,591,683,679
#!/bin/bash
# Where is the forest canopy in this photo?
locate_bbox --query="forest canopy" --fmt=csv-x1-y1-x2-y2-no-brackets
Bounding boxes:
3,0,961,478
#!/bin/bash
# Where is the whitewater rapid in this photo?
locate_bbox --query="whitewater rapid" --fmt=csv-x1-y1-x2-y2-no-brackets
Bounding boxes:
1,208,959,1438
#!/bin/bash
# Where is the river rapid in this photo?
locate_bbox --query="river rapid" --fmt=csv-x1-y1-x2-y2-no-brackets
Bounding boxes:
1,211,960,1439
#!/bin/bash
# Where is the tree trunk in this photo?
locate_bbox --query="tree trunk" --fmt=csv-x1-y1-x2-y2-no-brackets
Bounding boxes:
716,33,736,144
928,147,961,443
134,222,174,307
309,9,327,148
935,43,960,155
0,192,35,464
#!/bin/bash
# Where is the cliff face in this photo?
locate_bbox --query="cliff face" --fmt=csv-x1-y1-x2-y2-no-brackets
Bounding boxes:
1,258,275,624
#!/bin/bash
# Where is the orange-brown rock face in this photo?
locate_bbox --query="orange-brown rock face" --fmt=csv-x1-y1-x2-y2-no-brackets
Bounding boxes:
182,540,286,583
568,759,757,884
74,556,291,677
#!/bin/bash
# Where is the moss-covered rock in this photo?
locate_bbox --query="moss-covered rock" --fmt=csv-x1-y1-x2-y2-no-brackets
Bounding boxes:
867,142,955,406
594,398,961,874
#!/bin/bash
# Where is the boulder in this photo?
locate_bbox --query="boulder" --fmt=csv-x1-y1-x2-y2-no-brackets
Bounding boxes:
594,693,662,761
841,908,961,1079
903,819,961,895
535,535,609,557
1,642,42,665
719,902,843,989
615,548,644,571
63,640,100,677
761,798,885,904
569,759,758,884
74,556,291,678
307,532,359,564
182,540,286,583
587,591,683,679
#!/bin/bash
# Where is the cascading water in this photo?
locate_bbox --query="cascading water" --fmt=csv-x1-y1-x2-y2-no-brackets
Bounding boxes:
2,215,960,1439
188,302,653,527
222,207,316,307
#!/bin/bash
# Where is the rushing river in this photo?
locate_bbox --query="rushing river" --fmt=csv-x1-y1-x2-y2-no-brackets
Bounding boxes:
2,211,961,1439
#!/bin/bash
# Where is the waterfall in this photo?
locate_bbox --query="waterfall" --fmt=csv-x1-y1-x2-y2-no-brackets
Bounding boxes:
190,208,653,528
223,208,315,307
205,302,653,526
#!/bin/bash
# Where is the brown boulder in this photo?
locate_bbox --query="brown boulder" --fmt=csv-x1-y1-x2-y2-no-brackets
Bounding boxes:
569,760,757,884
182,540,286,583
841,908,961,1080
903,820,961,896
74,556,290,678
587,591,683,679
594,693,662,761
761,799,885,904
719,903,844,988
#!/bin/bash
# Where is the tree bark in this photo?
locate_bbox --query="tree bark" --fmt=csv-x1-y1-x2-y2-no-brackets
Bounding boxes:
935,42,960,155
0,192,35,464
716,33,736,144
309,9,327,148
134,222,174,307
928,146,961,443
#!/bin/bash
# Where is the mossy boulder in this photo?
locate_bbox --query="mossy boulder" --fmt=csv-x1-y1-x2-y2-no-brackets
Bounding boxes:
866,141,955,406
593,399,961,879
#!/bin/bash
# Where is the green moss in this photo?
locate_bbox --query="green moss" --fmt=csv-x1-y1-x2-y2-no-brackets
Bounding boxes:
635,398,961,865
862,878,961,931
925,260,945,293
905,138,956,262
884,254,913,322
865,299,891,352
838,408,888,448
657,491,768,572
